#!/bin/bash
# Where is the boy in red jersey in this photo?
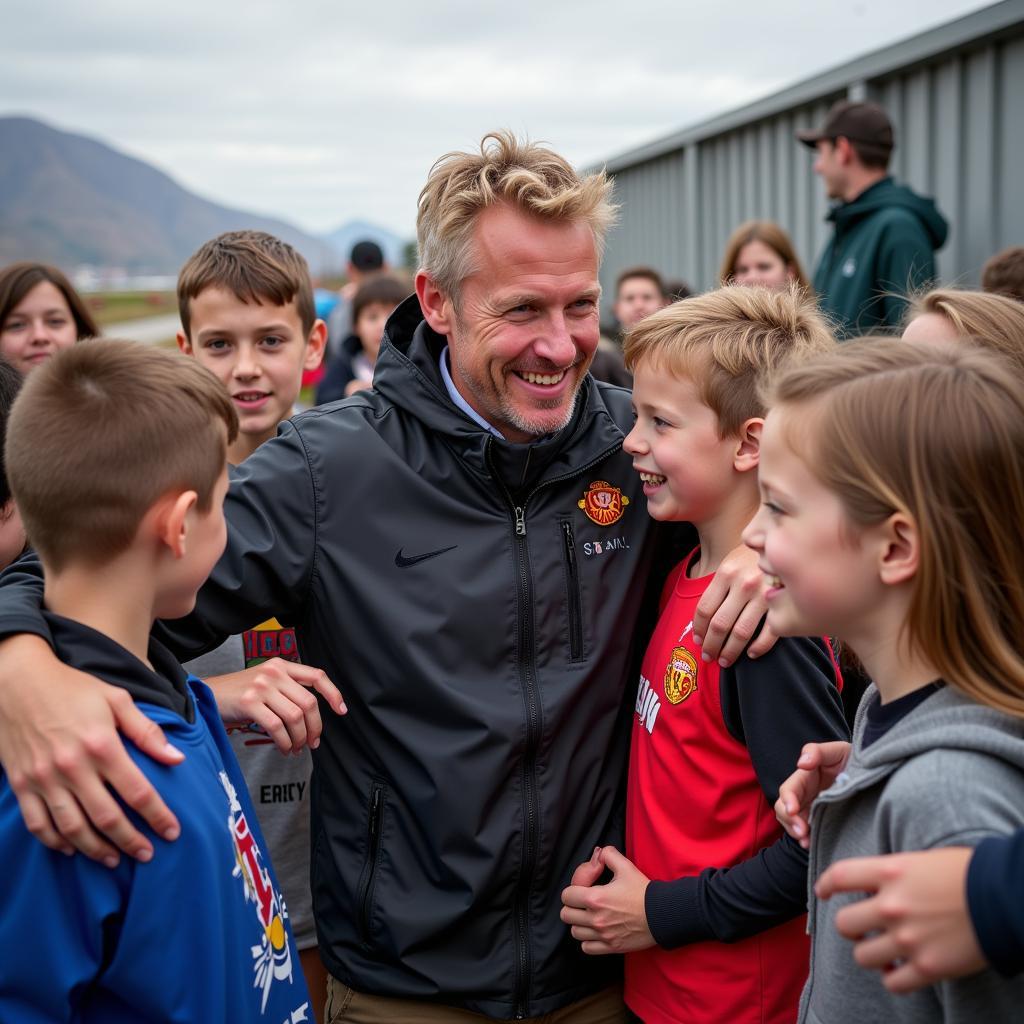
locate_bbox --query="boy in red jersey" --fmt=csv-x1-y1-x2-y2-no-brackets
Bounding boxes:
561,286,849,1024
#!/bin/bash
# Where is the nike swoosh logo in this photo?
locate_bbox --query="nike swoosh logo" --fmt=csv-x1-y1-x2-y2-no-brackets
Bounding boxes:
394,545,458,568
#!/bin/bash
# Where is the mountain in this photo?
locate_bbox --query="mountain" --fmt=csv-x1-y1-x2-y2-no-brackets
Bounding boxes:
0,116,341,276
321,219,409,269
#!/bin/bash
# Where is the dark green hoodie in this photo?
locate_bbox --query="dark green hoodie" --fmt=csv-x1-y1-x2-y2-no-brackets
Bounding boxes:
813,177,948,338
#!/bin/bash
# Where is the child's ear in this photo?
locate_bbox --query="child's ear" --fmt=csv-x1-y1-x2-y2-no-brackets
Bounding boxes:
416,271,454,336
878,512,919,586
176,330,193,356
733,418,763,473
155,490,199,559
304,319,327,372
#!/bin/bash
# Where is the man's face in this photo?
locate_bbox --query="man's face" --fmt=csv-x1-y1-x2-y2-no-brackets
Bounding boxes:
613,277,664,329
442,205,601,443
812,139,847,200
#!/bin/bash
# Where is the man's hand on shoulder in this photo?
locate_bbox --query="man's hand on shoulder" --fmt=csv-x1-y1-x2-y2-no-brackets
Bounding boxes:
693,542,776,666
0,634,183,865
205,657,347,753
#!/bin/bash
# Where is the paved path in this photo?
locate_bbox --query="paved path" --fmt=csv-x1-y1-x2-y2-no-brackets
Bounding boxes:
101,313,181,345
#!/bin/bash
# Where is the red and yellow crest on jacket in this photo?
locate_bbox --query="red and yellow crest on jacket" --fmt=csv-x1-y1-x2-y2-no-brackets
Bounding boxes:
578,480,630,526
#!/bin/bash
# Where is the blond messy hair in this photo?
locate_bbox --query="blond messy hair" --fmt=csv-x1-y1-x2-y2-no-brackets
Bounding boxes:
771,339,1024,718
416,130,617,300
7,339,238,572
906,288,1024,378
623,285,835,436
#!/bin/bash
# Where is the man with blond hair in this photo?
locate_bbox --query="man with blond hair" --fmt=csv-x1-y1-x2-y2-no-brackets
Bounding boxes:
0,132,768,1022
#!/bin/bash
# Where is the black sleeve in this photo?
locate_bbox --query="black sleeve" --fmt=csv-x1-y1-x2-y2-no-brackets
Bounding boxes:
645,636,850,948
0,548,51,644
968,831,1024,976
154,420,318,659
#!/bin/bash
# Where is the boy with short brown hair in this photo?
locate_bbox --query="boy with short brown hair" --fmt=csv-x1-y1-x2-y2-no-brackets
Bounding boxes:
0,340,311,1021
177,229,327,462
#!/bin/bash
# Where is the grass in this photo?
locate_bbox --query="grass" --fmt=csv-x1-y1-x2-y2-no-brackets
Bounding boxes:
86,290,177,328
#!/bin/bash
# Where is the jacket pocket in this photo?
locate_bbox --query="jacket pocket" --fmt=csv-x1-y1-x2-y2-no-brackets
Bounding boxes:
356,779,387,948
560,519,584,662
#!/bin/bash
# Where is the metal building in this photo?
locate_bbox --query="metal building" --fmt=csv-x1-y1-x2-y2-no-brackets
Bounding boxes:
595,0,1024,310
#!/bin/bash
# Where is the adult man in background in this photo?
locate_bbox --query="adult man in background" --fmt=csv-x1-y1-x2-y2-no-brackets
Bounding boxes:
611,266,668,335
0,132,769,1022
798,100,948,336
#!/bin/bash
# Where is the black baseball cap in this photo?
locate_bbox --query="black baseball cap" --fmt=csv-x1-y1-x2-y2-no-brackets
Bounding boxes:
350,240,385,272
796,100,894,154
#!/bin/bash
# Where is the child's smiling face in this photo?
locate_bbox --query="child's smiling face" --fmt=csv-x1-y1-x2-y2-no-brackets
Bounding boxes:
623,360,739,528
743,405,887,640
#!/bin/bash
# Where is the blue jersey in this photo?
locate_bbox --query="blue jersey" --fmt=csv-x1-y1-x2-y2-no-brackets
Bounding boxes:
0,621,311,1023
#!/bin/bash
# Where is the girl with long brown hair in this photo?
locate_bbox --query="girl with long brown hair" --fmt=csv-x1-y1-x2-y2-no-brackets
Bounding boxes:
743,339,1024,1023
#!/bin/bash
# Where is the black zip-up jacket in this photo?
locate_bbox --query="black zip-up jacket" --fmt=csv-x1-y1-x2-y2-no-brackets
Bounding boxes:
185,297,662,1016
0,296,655,1018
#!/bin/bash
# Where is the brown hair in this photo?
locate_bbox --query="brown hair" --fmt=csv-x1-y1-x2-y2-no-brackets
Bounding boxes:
906,288,1024,378
624,285,835,436
416,130,616,301
351,274,410,329
7,339,238,572
771,339,1024,717
0,262,98,341
178,230,316,338
615,266,666,299
718,220,810,291
981,246,1024,303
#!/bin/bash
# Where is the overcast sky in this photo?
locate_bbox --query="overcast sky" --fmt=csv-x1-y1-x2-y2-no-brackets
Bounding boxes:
2,0,998,239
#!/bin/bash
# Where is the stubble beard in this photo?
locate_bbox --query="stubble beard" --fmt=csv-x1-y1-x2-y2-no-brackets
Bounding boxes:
450,344,584,441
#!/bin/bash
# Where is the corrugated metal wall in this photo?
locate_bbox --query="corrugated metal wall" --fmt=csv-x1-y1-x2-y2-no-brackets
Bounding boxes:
598,2,1024,314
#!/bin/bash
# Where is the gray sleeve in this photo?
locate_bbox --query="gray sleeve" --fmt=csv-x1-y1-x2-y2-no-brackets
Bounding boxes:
880,750,1024,853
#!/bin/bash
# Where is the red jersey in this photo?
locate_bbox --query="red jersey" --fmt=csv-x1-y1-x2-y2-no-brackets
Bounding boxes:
625,556,843,1024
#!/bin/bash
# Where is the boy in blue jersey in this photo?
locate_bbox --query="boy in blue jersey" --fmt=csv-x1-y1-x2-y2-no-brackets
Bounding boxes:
0,340,311,1022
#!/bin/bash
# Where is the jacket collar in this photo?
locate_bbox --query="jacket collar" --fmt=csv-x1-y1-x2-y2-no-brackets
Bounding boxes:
43,611,194,721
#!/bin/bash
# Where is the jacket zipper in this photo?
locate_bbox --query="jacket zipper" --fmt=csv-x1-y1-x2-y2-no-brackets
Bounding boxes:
487,440,621,1018
560,520,583,662
358,781,385,946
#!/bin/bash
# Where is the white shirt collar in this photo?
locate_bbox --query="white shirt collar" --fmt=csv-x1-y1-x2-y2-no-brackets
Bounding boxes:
439,346,505,440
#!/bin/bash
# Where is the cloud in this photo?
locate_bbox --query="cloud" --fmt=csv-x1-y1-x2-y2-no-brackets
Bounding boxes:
0,0,997,234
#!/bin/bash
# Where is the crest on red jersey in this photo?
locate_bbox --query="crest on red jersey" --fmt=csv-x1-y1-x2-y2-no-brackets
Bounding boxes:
664,645,698,705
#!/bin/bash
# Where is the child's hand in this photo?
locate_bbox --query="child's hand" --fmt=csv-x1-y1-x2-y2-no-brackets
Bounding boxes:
815,848,983,992
775,740,851,847
560,846,655,954
206,658,347,754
